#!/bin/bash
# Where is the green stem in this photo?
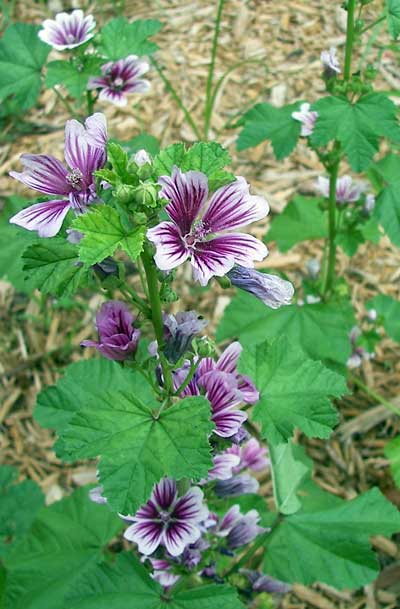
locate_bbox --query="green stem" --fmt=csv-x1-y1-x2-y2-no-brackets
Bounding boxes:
174,359,201,396
223,515,281,578
119,284,151,318
349,374,400,417
360,14,385,34
86,90,95,115
322,148,340,298
150,58,202,140
344,0,356,81
141,245,174,395
52,87,77,118
204,0,225,139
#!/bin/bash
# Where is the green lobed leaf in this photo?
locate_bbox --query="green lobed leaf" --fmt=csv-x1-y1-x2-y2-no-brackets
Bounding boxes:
267,196,327,252
0,23,50,110
264,487,400,589
153,143,186,176
107,142,130,182
66,553,245,609
0,466,44,559
35,359,140,434
386,0,400,39
0,196,37,292
311,94,400,172
60,391,214,513
98,18,162,61
367,293,400,342
239,337,345,444
4,486,123,609
236,102,302,159
268,441,312,515
72,205,146,266
120,133,160,156
45,58,102,99
372,153,400,246
385,435,400,487
22,238,91,297
217,291,355,367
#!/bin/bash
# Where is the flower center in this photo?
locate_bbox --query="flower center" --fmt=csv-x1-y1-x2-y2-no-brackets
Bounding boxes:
65,34,77,44
184,221,210,248
158,509,171,523
66,168,84,190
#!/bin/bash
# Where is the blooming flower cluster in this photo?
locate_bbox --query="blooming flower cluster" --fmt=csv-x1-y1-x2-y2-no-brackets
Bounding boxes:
88,55,150,107
316,175,364,205
38,10,96,50
9,113,107,237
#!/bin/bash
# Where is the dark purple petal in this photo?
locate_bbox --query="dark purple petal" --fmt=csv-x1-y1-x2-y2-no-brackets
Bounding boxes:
147,221,189,271
64,117,106,184
153,478,178,511
9,198,71,237
124,520,164,555
217,505,241,536
10,154,70,196
163,521,201,557
237,374,259,404
158,167,208,235
202,177,269,233
172,486,207,523
216,342,242,374
134,498,160,521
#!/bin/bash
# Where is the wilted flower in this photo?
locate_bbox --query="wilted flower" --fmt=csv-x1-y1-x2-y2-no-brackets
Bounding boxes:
38,10,95,50
124,478,208,556
347,326,374,369
316,175,364,205
88,55,150,107
241,569,292,594
227,265,294,309
226,438,270,473
207,452,241,481
9,113,107,237
81,301,140,361
321,47,341,76
163,311,208,363
147,167,269,286
364,193,375,215
215,474,259,498
227,509,263,549
291,102,318,136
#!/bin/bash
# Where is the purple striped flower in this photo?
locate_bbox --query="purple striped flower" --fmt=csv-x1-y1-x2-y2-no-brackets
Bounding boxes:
38,10,95,50
207,452,241,481
199,371,247,438
81,300,140,361
291,103,318,136
88,55,150,107
124,478,208,556
227,265,294,309
147,167,269,286
9,113,107,237
227,509,263,549
226,438,270,473
316,175,364,205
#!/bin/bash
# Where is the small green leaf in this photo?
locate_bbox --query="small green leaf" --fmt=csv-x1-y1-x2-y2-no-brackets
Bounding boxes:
217,292,355,367
311,94,400,172
66,553,245,609
60,391,214,513
239,337,345,443
0,197,37,292
4,487,122,609
45,57,102,99
268,442,311,515
237,102,302,159
367,294,400,342
22,238,90,297
385,435,400,487
0,466,44,559
120,133,160,156
267,196,327,252
107,142,129,181
153,143,186,177
386,0,400,39
264,487,400,589
73,206,146,266
0,23,50,110
98,18,162,61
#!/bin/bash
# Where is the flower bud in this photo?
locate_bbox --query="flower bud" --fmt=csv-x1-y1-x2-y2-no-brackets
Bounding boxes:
115,183,136,204
193,336,216,359
163,311,208,363
134,182,159,207
227,265,294,309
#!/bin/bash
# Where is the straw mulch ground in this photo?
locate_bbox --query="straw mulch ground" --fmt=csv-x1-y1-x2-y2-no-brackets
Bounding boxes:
0,1,400,608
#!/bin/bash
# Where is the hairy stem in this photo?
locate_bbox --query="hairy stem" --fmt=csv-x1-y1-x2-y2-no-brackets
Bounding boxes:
322,147,340,298
344,0,356,81
204,0,225,139
349,374,400,418
52,87,77,118
151,58,202,140
141,245,174,395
